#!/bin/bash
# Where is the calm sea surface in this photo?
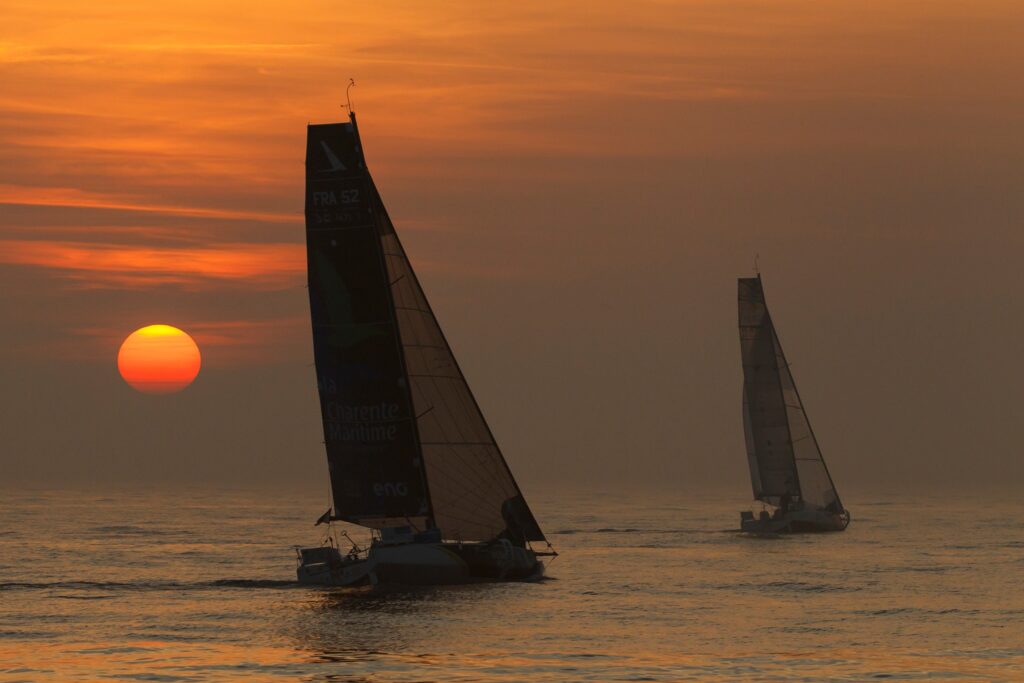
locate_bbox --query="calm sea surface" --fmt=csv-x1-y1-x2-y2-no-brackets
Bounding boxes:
0,487,1021,681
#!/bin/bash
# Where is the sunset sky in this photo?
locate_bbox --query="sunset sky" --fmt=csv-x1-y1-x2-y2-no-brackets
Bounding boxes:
2,1,1022,493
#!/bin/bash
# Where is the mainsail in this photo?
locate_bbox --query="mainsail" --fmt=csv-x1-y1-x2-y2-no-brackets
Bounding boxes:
738,276,842,512
305,114,545,543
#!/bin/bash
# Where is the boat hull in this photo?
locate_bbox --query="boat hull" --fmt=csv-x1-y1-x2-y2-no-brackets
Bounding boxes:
296,546,373,586
740,508,850,534
296,539,543,587
449,539,543,581
369,541,470,585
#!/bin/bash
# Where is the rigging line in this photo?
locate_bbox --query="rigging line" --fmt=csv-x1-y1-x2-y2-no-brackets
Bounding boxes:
767,327,841,508
409,372,465,381
397,342,449,351
428,482,508,519
427,464,507,501
425,448,515,501
385,223,530,504
306,222,376,233
313,319,394,329
432,481,509,513
433,453,516,501
425,473,516,516
379,204,535,520
426,419,521,496
542,544,560,563
324,477,333,543
421,441,507,485
425,457,505,494
428,516,502,541
418,368,472,447
428,515,493,537
367,256,437,525
421,482,506,517
432,444,514,488
430,488,508,525
433,499,518,535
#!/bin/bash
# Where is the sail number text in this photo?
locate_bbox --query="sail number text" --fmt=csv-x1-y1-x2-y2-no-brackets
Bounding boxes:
310,189,363,226
312,189,360,206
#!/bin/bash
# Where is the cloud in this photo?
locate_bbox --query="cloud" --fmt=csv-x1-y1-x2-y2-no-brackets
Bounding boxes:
185,317,309,366
0,239,304,289
0,184,299,224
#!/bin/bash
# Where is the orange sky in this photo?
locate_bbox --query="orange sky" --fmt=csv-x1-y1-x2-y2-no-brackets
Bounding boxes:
2,1,1022,490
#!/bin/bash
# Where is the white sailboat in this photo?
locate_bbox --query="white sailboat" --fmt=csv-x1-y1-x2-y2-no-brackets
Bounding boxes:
296,112,554,586
737,275,850,533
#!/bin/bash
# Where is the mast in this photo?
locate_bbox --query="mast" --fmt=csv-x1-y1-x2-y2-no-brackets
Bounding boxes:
760,276,803,502
304,117,433,529
738,275,801,505
350,112,436,530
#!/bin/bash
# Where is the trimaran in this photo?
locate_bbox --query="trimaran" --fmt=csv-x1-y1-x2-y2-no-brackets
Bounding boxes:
296,110,555,586
737,274,850,533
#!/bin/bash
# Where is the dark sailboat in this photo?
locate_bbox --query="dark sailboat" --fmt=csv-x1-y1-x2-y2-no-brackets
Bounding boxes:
737,275,850,533
296,112,554,585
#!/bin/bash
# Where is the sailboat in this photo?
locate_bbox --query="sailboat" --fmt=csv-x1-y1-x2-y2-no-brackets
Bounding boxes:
296,112,554,586
737,275,850,533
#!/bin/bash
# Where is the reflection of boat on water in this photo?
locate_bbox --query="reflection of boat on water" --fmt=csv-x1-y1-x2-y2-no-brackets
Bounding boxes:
297,112,554,586
289,577,504,670
737,275,850,534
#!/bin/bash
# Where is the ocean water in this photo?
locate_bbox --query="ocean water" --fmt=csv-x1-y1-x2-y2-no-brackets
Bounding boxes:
0,487,1021,682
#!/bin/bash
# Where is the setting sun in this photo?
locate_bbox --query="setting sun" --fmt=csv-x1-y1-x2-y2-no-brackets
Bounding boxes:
117,324,201,394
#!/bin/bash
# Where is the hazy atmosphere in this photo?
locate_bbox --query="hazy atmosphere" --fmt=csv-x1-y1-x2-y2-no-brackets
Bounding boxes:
3,0,1022,495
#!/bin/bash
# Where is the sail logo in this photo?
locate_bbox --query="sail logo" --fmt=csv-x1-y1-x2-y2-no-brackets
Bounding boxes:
329,422,399,442
373,481,410,497
318,141,347,172
325,401,402,443
326,402,400,422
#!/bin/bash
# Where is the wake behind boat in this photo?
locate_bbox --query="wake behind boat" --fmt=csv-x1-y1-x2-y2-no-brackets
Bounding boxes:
737,275,850,533
297,111,554,586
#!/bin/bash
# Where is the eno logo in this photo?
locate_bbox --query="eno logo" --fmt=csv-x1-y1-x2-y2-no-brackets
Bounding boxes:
373,481,410,497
